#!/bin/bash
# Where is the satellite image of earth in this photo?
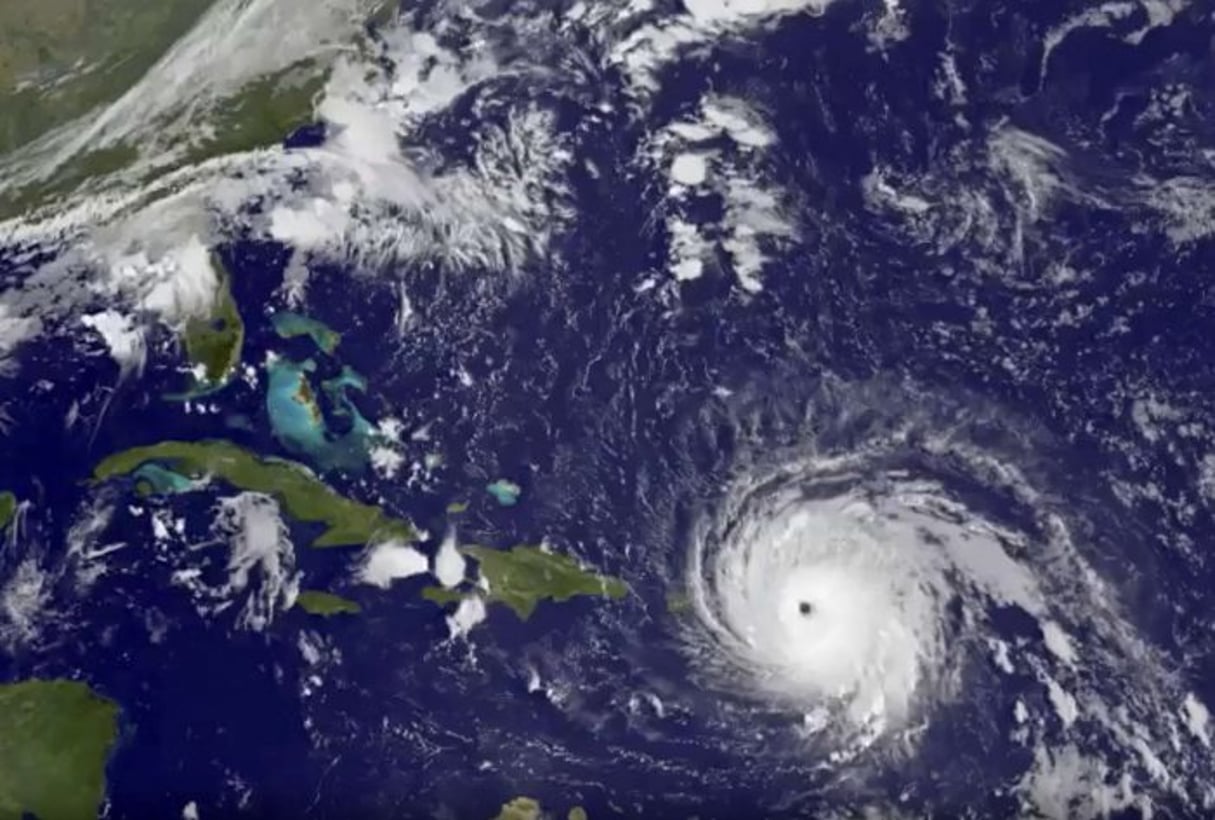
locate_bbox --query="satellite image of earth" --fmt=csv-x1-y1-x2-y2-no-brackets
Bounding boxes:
2,0,1215,817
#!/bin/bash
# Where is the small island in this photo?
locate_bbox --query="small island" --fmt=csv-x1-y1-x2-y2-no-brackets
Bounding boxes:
0,491,16,530
493,797,542,820
295,589,361,616
0,679,119,820
271,311,341,355
665,591,693,614
424,545,627,620
491,797,589,820
93,439,415,547
486,479,522,507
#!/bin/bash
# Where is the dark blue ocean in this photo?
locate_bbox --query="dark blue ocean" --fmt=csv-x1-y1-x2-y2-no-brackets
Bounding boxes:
2,0,1215,817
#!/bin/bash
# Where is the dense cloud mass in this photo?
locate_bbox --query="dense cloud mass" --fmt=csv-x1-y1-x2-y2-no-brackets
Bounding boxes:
2,0,1215,817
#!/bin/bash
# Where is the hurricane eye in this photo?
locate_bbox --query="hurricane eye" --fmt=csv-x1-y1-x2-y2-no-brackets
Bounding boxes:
677,399,1197,817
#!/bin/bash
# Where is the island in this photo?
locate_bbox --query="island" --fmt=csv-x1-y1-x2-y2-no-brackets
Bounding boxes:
665,591,693,615
294,590,361,617
265,357,376,473
486,479,522,506
0,679,119,820
93,439,414,547
271,311,341,355
423,545,628,620
491,797,588,820
493,797,542,820
0,491,16,530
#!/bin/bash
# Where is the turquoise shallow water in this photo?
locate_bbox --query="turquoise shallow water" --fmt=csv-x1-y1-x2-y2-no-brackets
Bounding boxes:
271,312,341,355
132,463,196,494
3,2,1215,818
265,355,376,473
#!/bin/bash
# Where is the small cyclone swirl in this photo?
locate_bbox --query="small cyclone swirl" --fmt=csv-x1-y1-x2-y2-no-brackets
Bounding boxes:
669,376,1213,814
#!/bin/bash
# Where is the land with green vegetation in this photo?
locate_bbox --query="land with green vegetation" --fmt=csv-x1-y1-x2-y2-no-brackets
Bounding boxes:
0,58,330,220
493,797,543,820
180,255,244,390
420,586,464,606
490,797,588,820
424,545,628,620
665,591,692,614
0,679,119,820
0,492,16,530
93,439,415,547
271,311,341,355
0,0,406,220
179,60,327,165
295,589,361,616
0,0,215,154
0,142,140,220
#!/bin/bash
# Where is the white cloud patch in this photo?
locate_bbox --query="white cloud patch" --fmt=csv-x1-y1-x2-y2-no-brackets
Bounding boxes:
432,531,466,588
359,539,428,589
167,492,300,631
608,0,839,98
720,174,797,293
1140,175,1215,244
1182,693,1211,749
0,559,53,652
0,2,579,364
1,0,382,199
81,310,147,375
649,94,797,292
445,594,487,640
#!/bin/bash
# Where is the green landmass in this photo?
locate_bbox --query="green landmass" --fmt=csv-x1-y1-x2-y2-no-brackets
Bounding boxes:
489,797,588,820
665,591,692,614
181,255,244,389
295,590,361,616
0,1,408,219
420,586,465,606
0,142,140,219
0,492,16,530
271,310,341,355
426,545,627,621
0,679,119,820
0,61,326,219
93,439,414,547
493,797,542,820
0,0,215,154
179,60,327,165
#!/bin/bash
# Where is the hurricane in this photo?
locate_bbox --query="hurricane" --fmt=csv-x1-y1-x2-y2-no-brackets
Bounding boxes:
3,0,1215,817
639,377,1215,814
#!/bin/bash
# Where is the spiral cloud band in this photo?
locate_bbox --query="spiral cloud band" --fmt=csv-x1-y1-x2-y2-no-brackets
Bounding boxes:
678,384,1213,812
691,451,1057,747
